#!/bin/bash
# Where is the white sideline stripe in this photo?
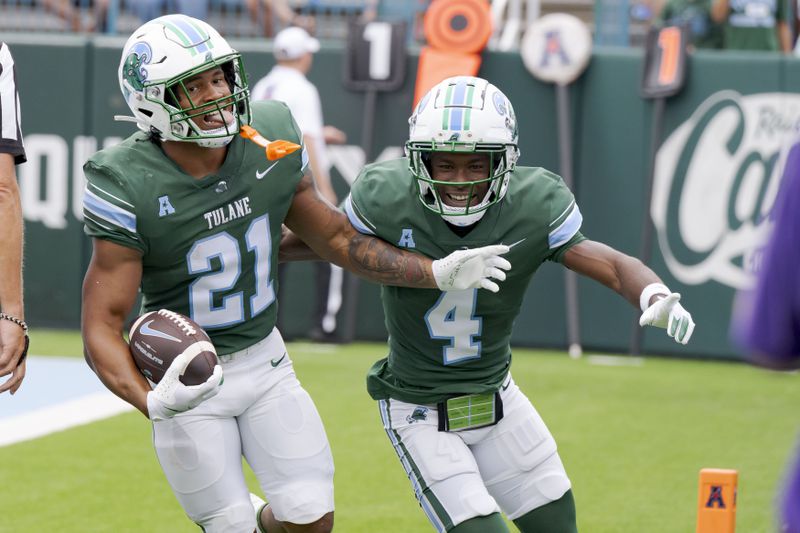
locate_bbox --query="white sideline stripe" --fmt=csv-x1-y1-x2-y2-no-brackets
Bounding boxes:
587,355,645,367
0,391,134,447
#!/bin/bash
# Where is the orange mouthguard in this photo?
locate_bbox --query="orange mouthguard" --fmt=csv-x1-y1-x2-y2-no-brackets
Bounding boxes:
240,125,301,160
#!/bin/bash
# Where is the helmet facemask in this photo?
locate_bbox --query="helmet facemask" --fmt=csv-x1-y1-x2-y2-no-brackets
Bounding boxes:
407,141,516,227
406,76,520,227
161,55,251,147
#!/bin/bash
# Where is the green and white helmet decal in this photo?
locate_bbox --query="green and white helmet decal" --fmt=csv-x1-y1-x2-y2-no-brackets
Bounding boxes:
118,14,251,147
406,76,520,226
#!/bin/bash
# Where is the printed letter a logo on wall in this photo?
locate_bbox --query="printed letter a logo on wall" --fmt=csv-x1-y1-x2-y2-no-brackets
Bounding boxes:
541,30,571,67
705,486,726,509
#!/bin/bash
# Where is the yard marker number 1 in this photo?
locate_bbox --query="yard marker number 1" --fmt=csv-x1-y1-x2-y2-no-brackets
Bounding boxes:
630,24,690,355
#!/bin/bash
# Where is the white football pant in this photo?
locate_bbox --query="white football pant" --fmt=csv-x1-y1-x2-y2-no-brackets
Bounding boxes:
152,328,335,532
378,374,571,532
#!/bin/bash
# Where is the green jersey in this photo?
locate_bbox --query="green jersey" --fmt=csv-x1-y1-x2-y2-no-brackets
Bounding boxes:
83,101,305,355
721,0,786,51
658,0,722,49
346,158,585,404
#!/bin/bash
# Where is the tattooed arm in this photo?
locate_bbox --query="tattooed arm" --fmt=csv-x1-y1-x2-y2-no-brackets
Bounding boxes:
278,224,321,263
284,174,437,288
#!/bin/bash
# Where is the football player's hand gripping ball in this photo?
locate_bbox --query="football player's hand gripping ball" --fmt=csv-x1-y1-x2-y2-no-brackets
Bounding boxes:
432,244,512,293
146,345,224,421
639,292,695,345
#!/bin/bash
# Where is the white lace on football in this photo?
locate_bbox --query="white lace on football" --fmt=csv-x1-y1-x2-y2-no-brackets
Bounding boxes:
157,309,197,336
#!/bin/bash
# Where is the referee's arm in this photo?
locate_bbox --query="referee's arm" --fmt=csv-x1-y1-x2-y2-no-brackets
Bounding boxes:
0,41,28,395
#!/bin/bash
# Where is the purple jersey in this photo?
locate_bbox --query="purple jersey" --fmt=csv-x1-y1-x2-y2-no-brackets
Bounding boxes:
738,140,800,365
784,452,800,533
736,138,800,532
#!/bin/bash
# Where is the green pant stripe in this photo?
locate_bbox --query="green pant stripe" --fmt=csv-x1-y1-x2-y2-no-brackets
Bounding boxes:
379,399,453,532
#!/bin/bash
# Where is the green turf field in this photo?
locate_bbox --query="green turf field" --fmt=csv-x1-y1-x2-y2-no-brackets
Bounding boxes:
2,329,798,532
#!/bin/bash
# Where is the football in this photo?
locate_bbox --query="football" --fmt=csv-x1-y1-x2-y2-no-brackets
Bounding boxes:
128,309,219,386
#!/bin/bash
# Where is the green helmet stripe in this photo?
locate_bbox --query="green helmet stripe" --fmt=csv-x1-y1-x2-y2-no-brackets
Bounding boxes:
464,84,474,130
161,20,192,48
185,18,214,50
161,18,211,57
441,83,454,130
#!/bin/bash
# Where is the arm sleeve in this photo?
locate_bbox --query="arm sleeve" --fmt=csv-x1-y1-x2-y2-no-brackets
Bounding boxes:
544,173,585,263
82,160,147,254
343,168,378,235
0,43,26,164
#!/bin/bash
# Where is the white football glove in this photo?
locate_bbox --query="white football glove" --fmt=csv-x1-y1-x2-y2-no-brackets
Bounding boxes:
432,244,512,293
639,292,696,345
146,342,223,421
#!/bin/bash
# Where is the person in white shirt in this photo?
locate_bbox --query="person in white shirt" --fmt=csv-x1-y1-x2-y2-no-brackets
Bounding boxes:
251,26,348,342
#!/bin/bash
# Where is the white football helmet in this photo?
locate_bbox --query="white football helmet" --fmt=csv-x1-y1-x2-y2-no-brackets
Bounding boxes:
406,76,520,226
118,15,251,148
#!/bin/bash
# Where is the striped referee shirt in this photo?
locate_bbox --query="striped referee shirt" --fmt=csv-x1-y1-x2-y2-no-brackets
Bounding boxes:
0,42,25,164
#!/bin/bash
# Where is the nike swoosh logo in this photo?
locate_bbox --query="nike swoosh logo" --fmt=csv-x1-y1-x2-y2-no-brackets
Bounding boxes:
256,161,280,180
140,320,181,342
270,353,287,367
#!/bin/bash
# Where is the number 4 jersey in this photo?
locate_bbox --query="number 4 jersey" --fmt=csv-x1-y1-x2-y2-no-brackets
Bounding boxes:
346,159,585,405
82,101,305,355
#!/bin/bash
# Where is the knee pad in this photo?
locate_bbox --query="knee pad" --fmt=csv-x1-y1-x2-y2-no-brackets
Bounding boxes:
195,500,257,533
504,453,571,520
269,481,335,525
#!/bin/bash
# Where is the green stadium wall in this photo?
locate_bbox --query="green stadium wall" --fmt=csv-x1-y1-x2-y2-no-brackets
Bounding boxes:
8,34,798,360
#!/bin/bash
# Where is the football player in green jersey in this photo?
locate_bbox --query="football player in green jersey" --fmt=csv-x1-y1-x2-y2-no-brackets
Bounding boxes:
286,76,695,532
80,18,511,533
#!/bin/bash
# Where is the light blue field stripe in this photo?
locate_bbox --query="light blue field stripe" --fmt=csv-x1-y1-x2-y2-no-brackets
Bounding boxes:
83,189,136,233
170,16,209,53
344,195,375,235
301,145,309,171
0,357,135,447
548,205,583,249
1,357,112,417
